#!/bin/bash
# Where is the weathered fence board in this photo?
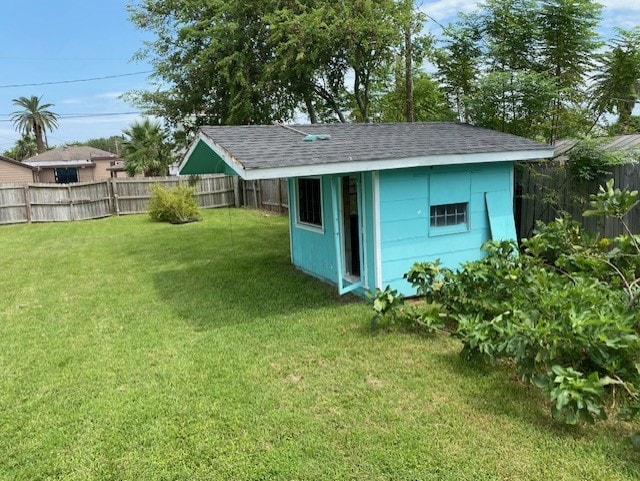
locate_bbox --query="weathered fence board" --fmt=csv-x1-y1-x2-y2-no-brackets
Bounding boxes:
241,179,289,213
0,184,28,225
517,161,640,239
111,175,235,215
0,174,240,226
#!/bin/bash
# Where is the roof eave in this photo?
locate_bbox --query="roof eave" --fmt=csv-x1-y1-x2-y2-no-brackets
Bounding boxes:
240,148,555,180
178,130,247,177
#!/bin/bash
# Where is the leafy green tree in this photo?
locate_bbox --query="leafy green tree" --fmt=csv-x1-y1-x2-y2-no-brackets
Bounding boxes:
121,118,172,177
591,28,640,135
373,72,456,122
466,71,556,140
436,0,602,141
11,96,59,154
3,135,38,161
127,0,426,131
71,135,125,155
537,0,602,142
435,23,482,122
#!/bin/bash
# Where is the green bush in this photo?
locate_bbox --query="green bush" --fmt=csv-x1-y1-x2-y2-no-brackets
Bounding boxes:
148,184,202,224
371,180,640,439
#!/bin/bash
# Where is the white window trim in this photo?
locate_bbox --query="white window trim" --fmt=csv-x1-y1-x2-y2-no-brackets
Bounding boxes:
295,177,325,233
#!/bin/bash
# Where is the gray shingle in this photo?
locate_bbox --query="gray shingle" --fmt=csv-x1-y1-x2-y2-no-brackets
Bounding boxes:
199,122,550,170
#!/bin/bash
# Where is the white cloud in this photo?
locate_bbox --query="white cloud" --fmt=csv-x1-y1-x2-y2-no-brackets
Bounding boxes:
599,1,640,12
418,0,480,23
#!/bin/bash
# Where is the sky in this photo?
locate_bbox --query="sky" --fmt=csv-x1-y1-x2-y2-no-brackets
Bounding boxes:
0,1,639,154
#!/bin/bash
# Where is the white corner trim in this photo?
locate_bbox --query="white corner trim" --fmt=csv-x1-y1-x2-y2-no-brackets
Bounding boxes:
373,171,383,290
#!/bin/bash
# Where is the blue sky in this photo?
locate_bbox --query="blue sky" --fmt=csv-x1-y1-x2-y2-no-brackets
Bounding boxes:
0,1,638,154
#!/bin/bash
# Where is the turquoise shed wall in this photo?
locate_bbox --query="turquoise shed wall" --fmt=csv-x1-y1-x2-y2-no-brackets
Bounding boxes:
378,162,514,296
288,173,376,295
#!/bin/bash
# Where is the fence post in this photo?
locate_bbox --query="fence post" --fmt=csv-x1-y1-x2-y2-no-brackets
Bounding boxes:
23,184,32,223
111,178,120,216
67,185,76,221
233,176,241,207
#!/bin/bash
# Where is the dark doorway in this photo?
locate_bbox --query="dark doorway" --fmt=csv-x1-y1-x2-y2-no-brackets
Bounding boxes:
341,175,361,279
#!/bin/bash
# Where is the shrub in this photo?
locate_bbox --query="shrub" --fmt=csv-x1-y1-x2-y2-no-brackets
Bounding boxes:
148,184,202,224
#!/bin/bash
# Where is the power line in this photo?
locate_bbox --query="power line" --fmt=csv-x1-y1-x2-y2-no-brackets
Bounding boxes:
0,56,131,61
0,71,152,89
0,112,144,122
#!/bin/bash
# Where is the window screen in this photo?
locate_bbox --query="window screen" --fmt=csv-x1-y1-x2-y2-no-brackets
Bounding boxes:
430,202,468,228
297,178,322,227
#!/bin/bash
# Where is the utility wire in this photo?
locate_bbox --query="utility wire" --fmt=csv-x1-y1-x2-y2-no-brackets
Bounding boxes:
0,71,152,89
0,112,143,122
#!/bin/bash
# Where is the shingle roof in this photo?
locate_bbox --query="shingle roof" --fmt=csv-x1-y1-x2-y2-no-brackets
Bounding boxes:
23,145,116,163
199,122,550,170
554,134,640,158
0,154,37,171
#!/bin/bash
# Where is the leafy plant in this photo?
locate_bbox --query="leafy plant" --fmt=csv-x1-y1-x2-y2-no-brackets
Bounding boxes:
566,137,633,183
148,184,202,224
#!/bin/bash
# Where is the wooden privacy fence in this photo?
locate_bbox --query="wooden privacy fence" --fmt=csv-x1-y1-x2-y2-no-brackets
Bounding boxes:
241,178,289,213
517,161,640,239
112,175,236,215
0,175,237,225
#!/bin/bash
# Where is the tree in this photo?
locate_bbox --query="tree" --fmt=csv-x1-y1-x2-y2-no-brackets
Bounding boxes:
121,118,172,177
373,72,456,123
537,0,602,142
436,0,602,142
590,28,640,135
3,135,38,161
11,96,59,154
70,135,125,155
126,0,426,133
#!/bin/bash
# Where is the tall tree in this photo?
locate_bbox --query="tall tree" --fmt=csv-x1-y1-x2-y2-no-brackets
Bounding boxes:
590,28,640,134
537,0,602,142
122,118,172,177
11,96,59,154
127,0,425,132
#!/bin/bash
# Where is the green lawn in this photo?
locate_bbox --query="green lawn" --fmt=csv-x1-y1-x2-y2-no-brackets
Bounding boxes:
0,208,638,480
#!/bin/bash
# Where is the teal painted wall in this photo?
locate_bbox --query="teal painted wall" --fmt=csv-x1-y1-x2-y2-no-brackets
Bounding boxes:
288,173,376,294
379,162,514,296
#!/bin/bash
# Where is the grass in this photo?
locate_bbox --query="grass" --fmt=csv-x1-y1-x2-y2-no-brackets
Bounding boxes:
0,208,638,480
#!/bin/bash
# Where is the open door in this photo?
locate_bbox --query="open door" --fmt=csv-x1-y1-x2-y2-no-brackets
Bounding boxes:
332,175,364,295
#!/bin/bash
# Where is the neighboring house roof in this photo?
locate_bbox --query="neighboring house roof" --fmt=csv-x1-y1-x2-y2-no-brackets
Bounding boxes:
554,134,640,158
25,159,96,168
180,122,554,180
23,145,116,163
0,154,38,171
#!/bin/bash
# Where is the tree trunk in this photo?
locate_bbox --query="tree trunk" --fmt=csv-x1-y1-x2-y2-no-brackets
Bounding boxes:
353,70,370,123
304,94,318,124
34,124,46,154
405,10,414,123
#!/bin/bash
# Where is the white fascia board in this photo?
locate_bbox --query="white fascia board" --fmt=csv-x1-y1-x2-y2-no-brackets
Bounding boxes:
178,132,248,178
241,148,555,180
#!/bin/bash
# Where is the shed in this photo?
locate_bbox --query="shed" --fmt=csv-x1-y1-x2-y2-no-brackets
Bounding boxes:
179,123,553,296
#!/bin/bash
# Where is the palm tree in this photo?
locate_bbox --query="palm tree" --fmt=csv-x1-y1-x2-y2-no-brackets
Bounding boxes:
590,28,640,134
122,118,172,177
13,135,38,160
11,96,59,154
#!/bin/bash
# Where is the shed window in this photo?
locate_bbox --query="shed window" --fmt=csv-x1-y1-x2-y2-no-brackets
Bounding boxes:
430,202,468,228
297,178,323,228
